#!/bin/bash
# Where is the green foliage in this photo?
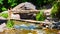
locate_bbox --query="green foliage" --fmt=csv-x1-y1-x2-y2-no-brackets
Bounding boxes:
0,11,8,18
2,7,7,11
6,20,14,28
51,3,58,18
36,10,46,21
0,0,3,4
0,11,14,28
0,0,57,12
51,2,60,19
8,0,17,7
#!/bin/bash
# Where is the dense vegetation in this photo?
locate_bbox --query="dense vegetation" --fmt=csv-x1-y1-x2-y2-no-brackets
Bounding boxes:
7,20,14,28
51,2,60,19
0,11,14,28
36,10,46,21
0,11,8,18
0,0,56,12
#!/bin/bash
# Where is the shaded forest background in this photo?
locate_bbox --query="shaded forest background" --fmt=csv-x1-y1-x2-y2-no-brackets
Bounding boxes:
0,0,57,12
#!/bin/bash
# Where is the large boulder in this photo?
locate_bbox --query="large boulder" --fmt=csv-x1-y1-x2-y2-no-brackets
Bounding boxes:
11,14,20,20
12,2,37,20
23,2,36,10
12,2,36,11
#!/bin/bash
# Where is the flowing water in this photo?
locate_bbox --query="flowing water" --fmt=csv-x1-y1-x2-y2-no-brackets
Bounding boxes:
0,20,59,34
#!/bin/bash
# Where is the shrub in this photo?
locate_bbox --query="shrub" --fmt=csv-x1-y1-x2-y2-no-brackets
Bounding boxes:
6,20,14,28
51,2,60,19
36,10,46,21
0,11,14,28
0,11,8,18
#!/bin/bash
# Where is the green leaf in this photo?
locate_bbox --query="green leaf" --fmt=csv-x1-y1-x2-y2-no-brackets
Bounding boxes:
8,0,12,3
2,7,7,11
0,12,8,18
36,10,46,21
11,3,17,7
0,0,3,4
6,20,14,28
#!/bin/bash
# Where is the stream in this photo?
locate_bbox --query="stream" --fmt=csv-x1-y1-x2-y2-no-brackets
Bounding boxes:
0,20,59,34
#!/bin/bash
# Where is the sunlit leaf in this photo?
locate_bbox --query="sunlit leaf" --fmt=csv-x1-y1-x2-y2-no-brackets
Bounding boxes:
36,10,46,21
11,3,17,7
2,7,7,11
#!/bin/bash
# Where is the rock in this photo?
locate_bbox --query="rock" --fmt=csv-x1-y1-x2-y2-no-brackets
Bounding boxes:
50,22,60,30
13,2,36,11
0,23,6,32
0,18,7,25
43,19,51,24
11,14,20,20
0,17,6,20
24,2,36,10
28,33,32,34
58,31,60,34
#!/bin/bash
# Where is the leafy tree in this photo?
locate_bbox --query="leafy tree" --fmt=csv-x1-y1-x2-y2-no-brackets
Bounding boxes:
0,0,57,12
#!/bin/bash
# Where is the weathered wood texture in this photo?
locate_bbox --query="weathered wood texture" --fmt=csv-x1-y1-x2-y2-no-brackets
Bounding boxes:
11,19,42,23
0,19,43,24
12,10,40,13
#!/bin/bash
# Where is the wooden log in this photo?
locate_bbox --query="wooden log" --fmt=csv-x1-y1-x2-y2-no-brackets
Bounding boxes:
10,19,44,24
12,10,40,13
0,19,43,24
